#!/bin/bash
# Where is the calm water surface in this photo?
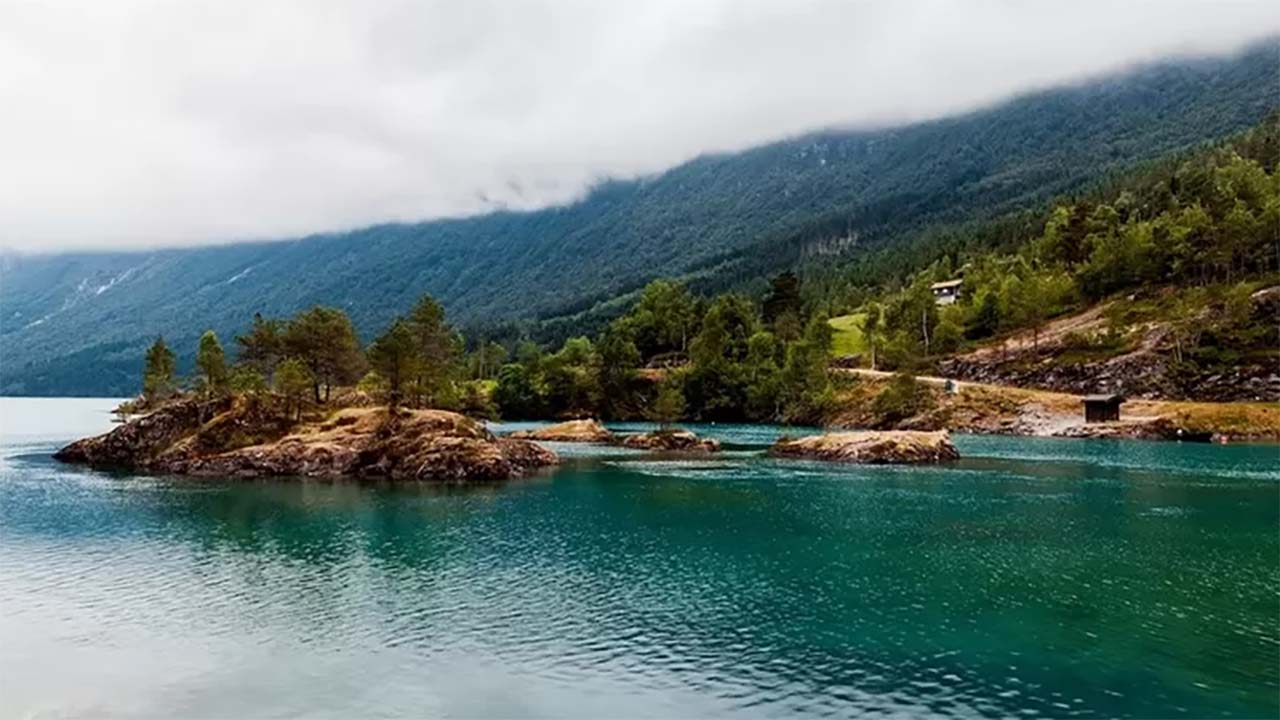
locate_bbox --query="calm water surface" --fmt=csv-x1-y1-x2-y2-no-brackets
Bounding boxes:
1,398,1277,718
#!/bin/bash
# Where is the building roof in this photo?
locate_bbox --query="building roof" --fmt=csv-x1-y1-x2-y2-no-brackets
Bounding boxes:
1083,394,1124,403
930,279,963,290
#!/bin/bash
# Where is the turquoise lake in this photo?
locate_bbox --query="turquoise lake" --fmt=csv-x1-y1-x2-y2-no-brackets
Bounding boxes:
1,398,1277,718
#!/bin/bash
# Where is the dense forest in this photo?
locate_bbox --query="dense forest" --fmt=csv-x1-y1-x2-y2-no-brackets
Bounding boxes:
4,41,1277,396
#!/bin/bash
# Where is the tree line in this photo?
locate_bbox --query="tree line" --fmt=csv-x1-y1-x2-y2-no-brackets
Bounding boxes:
491,274,835,424
137,271,837,427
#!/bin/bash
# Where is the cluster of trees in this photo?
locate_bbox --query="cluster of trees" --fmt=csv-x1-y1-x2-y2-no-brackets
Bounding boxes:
140,295,499,419
492,274,835,424
834,116,1280,371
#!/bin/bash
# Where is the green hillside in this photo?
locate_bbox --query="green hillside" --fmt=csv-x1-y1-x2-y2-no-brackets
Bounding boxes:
2,41,1277,396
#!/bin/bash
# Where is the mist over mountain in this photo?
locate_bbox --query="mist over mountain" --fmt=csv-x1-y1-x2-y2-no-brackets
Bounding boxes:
2,41,1277,396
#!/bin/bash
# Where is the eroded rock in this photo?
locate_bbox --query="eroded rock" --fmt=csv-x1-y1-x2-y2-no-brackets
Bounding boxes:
769,430,960,464
56,403,557,483
620,429,720,452
510,418,613,442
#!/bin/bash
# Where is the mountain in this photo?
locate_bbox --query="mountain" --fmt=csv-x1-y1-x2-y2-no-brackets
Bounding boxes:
3,41,1277,397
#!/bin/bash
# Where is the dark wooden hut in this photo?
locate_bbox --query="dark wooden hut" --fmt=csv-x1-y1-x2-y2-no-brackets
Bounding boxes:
1083,394,1123,423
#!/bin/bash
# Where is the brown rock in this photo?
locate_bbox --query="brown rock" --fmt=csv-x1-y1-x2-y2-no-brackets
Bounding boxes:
620,429,720,452
769,430,960,464
509,418,613,442
56,404,557,484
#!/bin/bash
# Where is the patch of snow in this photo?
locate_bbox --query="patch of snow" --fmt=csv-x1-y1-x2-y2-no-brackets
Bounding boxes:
93,266,137,295
225,265,255,284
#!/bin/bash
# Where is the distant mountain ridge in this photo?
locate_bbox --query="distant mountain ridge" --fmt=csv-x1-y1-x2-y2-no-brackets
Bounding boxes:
3,41,1278,396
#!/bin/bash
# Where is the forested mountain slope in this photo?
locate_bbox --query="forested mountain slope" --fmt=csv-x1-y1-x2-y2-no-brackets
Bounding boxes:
3,41,1277,396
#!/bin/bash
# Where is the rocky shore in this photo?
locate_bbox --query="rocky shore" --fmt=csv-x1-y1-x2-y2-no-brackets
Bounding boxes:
769,431,960,464
55,397,557,483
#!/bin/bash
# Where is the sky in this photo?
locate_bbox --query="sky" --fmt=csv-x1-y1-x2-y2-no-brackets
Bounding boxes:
0,0,1277,252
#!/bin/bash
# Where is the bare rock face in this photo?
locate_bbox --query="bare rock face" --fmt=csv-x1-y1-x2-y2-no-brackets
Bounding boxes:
55,397,233,466
620,429,720,452
510,418,613,443
56,403,557,483
769,430,960,464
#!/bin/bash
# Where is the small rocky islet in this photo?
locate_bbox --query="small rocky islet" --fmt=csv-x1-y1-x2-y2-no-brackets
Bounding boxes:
510,419,722,453
55,396,557,483
55,402,959,481
769,430,961,464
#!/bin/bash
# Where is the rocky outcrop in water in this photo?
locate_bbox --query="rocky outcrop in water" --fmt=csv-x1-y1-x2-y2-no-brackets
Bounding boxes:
620,429,720,452
510,418,613,442
769,430,960,464
55,399,557,483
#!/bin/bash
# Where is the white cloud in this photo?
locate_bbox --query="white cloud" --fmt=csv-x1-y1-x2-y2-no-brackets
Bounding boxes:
0,0,1276,251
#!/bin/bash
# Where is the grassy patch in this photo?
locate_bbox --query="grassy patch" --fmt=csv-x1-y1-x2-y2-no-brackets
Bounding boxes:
829,313,868,357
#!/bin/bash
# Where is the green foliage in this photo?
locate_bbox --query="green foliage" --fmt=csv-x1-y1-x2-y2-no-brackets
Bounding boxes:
841,114,1280,366
283,306,365,403
647,380,686,429
273,358,313,421
235,314,283,378
195,330,228,397
763,272,803,340
871,373,934,426
595,322,642,418
466,341,507,380
142,336,177,401
227,366,268,396
777,314,835,423
621,280,700,358
458,381,499,421
493,363,545,419
367,318,420,407
406,294,463,406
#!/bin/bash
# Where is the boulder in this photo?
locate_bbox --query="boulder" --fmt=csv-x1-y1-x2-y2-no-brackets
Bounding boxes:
620,429,720,452
56,404,557,483
510,418,613,442
769,430,960,464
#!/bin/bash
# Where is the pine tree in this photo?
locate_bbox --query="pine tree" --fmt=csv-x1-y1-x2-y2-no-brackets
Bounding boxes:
273,358,313,421
195,330,228,396
367,318,420,408
142,336,177,402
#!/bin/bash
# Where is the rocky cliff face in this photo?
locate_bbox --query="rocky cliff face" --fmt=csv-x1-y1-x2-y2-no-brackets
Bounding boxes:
56,399,557,483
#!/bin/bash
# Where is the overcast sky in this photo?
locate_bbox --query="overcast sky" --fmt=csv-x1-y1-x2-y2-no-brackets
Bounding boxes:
0,0,1276,252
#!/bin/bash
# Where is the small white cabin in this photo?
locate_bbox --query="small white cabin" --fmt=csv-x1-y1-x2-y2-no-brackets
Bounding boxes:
930,279,963,306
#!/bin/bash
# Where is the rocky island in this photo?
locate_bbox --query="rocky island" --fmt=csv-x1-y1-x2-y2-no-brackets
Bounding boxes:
769,430,960,464
510,418,614,443
620,429,721,452
55,397,557,483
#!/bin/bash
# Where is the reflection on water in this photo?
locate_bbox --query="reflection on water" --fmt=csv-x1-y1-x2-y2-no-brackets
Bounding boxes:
2,399,1277,718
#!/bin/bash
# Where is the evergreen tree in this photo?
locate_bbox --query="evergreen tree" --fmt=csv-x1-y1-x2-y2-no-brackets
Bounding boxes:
407,294,462,406
595,322,641,418
142,336,177,402
283,306,365,403
273,358,313,421
195,330,228,397
235,313,283,378
368,318,420,408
